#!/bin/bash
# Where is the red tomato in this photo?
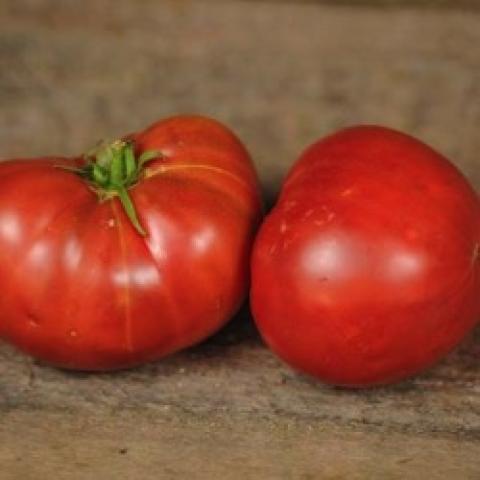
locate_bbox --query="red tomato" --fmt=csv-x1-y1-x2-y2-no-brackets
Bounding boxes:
251,126,480,387
0,116,262,370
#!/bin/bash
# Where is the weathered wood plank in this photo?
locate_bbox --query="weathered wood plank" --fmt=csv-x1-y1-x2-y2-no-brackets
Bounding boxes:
1,313,480,438
1,409,479,480
242,0,480,10
0,0,479,200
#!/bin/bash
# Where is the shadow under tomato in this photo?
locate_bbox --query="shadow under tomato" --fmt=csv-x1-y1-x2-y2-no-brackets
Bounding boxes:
187,302,263,353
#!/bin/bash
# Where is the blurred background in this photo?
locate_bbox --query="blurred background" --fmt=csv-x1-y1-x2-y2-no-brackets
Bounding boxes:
0,0,478,203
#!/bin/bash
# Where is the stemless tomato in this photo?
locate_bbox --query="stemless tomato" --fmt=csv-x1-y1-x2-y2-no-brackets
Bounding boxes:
251,126,480,387
0,115,262,370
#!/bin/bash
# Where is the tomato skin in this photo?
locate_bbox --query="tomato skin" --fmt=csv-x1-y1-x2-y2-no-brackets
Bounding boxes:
251,126,480,387
0,116,262,370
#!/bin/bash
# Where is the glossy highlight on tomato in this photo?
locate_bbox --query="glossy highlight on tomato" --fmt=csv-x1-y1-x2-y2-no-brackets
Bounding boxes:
0,116,262,370
251,126,480,387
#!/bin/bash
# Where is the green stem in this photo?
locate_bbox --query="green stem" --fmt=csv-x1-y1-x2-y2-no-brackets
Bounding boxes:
92,164,109,186
117,186,146,237
124,146,136,180
61,139,159,236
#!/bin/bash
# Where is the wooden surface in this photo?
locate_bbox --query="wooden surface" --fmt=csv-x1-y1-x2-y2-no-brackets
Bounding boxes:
246,0,480,9
0,1,479,478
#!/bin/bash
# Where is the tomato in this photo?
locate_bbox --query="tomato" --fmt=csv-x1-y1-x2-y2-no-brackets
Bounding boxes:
251,126,480,387
0,116,262,371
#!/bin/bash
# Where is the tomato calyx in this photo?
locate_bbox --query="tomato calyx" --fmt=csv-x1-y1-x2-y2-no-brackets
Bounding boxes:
63,140,159,236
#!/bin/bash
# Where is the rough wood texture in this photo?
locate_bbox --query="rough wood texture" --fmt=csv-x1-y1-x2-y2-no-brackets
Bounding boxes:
244,0,480,9
0,1,479,478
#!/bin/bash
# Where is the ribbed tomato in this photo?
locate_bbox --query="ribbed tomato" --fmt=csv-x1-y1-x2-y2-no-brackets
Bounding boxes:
251,126,480,387
0,116,262,370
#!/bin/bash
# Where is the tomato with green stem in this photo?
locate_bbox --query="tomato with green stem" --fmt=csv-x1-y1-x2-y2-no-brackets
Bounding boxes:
0,115,262,370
